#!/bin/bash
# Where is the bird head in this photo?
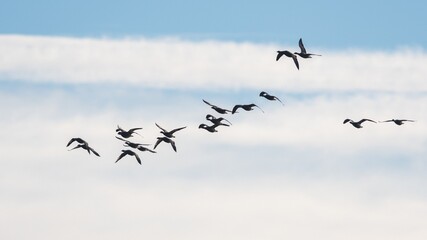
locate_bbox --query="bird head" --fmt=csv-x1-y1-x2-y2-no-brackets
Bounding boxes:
206,114,214,120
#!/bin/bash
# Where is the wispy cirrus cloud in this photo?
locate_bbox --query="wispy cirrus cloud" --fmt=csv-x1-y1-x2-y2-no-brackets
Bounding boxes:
1,34,426,92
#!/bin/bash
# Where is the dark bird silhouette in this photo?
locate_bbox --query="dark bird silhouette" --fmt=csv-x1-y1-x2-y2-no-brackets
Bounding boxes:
199,123,220,133
380,119,415,125
155,123,186,138
67,137,100,156
116,125,142,138
203,99,232,114
116,137,156,153
276,50,299,70
232,104,264,114
206,114,232,127
294,38,321,58
116,149,141,165
66,137,88,147
154,137,177,152
259,91,284,105
343,118,376,128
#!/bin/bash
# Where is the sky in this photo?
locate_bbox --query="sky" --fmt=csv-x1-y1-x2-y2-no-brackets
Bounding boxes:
1,1,427,240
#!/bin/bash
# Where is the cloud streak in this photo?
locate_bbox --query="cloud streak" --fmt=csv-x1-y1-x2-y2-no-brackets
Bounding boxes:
1,34,427,92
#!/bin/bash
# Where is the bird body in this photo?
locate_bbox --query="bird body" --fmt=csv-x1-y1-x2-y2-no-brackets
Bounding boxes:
116,137,156,153
259,91,284,105
381,119,415,125
232,104,264,114
135,145,157,153
199,123,219,133
343,118,376,128
116,150,141,165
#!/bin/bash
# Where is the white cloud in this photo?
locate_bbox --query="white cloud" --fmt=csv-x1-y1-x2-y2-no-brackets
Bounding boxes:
1,88,427,240
1,34,427,240
1,34,427,92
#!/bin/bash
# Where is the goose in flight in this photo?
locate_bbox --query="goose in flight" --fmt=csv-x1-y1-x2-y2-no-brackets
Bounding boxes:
66,137,88,147
154,137,177,152
116,149,141,165
259,91,284,105
67,138,100,157
343,118,376,128
116,125,143,138
294,38,321,58
116,137,156,153
276,50,299,70
198,123,220,133
155,123,186,138
203,99,232,114
380,119,415,125
232,104,264,114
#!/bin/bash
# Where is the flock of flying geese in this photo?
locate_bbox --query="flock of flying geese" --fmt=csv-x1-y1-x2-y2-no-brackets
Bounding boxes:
66,38,415,164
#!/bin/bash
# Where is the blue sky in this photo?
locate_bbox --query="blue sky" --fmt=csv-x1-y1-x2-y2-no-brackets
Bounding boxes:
1,1,427,240
1,0,427,49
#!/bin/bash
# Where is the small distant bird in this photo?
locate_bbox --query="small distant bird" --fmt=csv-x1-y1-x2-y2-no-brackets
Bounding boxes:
206,114,232,127
203,99,232,114
259,91,284,105
155,123,186,138
67,138,100,156
116,125,143,138
343,118,376,128
276,50,299,70
116,149,141,165
116,137,156,153
232,104,264,114
154,137,177,152
380,119,415,125
294,38,321,58
199,123,220,133
66,137,88,147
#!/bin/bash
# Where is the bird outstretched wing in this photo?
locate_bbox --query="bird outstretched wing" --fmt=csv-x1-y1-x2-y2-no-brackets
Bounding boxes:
89,147,100,157
298,38,307,54
116,151,128,163
292,55,299,70
169,126,187,134
170,140,177,152
155,123,166,132
128,127,142,133
154,138,163,149
276,51,284,61
134,153,142,165
203,99,215,107
360,119,376,124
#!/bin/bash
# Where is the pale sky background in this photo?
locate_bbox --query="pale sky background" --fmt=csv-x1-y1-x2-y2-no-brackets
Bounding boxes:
1,1,427,240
